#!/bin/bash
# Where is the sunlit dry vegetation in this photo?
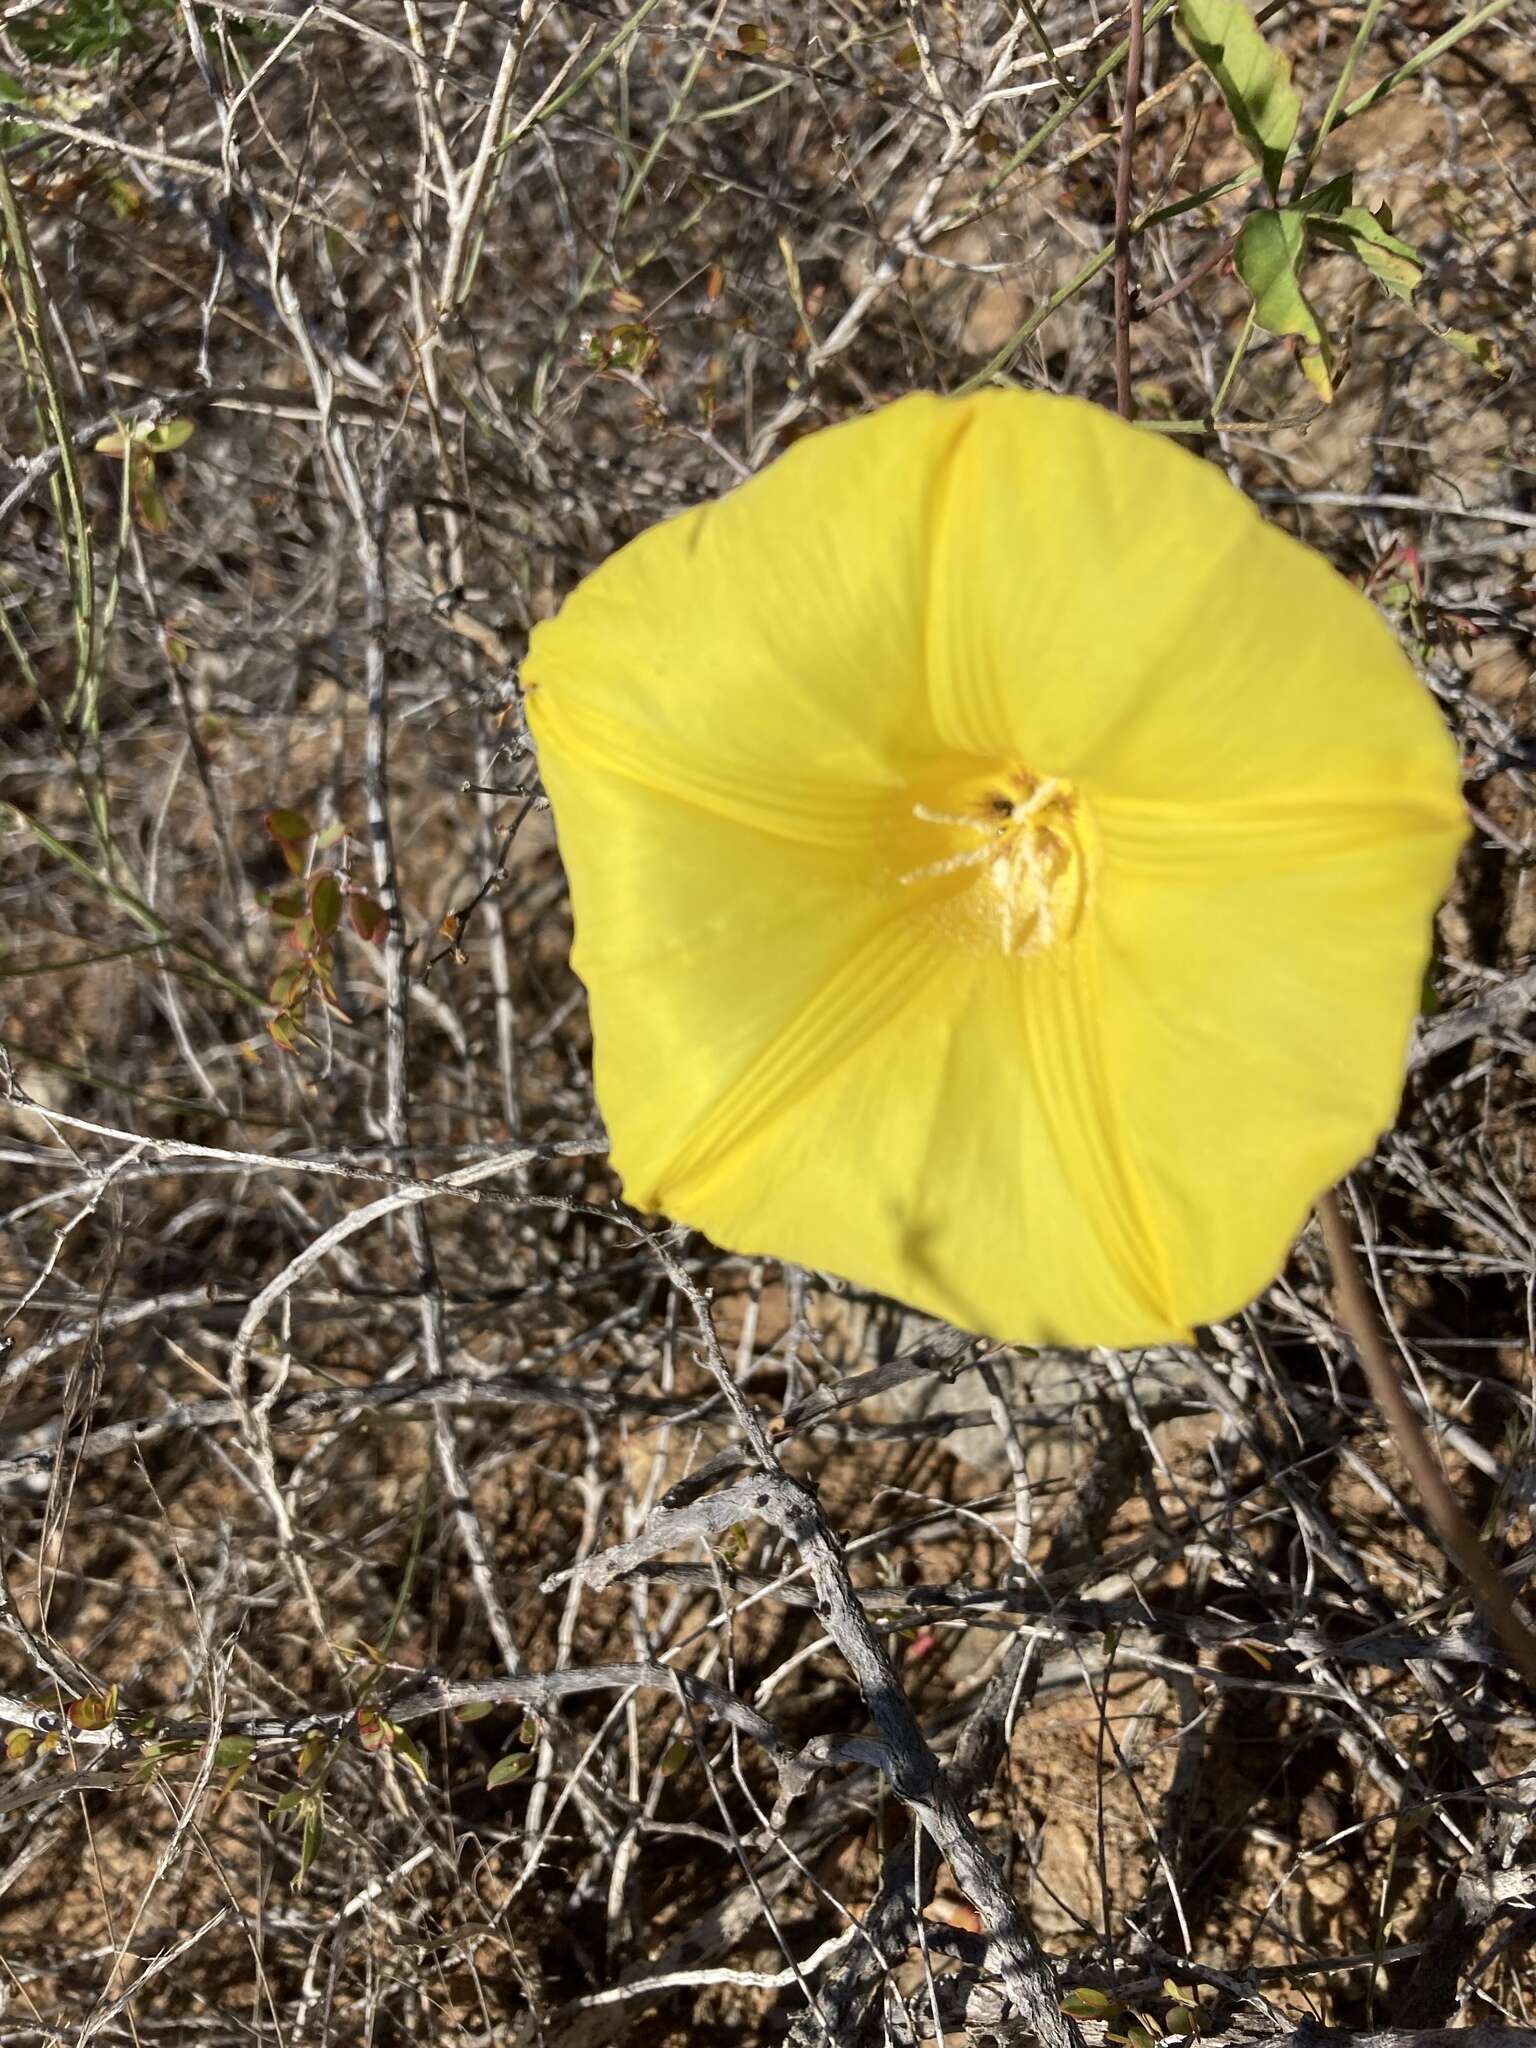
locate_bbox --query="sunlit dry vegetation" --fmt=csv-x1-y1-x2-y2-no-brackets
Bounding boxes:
0,0,1533,2041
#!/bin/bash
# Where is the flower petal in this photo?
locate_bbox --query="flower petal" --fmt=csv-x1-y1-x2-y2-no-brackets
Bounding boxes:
525,393,977,800
534,710,913,1206
928,391,1466,823
666,932,1180,1348
1092,787,1464,1326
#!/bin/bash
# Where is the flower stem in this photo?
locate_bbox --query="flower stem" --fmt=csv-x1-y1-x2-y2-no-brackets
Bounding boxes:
1317,1187,1536,1693
1112,0,1146,421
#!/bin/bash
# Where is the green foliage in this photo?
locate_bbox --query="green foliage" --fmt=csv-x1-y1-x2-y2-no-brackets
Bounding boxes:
8,0,171,69
1175,0,1298,196
1230,170,1433,402
94,415,194,534
1234,207,1333,400
487,1750,533,1788
258,808,387,1050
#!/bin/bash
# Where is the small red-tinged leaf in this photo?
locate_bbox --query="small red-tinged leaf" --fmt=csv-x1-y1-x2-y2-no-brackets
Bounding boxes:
609,286,646,315
267,1010,301,1053
660,1740,690,1777
455,1699,494,1724
310,872,342,937
297,1729,327,1777
289,914,318,957
265,809,314,845
390,1724,429,1785
349,894,389,943
143,417,194,453
736,22,768,52
356,1706,392,1752
5,1727,34,1761
269,965,310,1009
67,1686,117,1732
266,887,305,922
487,1751,534,1789
214,1735,256,1769
439,909,461,941
904,1628,939,1662
705,262,725,301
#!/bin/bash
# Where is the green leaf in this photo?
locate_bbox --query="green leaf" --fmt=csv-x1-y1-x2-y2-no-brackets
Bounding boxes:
265,808,313,846
487,1752,534,1789
295,1796,323,1891
269,964,310,1010
1234,208,1333,401
1439,326,1502,374
266,887,306,922
134,474,171,536
4,1727,34,1761
214,1735,256,1768
1293,172,1354,217
310,872,342,937
454,1699,494,1724
143,418,194,453
1062,1990,1122,2018
1310,206,1422,301
1176,0,1299,197
390,1724,429,1786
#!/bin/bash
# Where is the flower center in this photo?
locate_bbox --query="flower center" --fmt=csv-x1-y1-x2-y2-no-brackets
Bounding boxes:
901,766,1093,958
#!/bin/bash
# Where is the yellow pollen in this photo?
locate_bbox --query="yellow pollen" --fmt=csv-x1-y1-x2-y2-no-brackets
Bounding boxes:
901,768,1092,957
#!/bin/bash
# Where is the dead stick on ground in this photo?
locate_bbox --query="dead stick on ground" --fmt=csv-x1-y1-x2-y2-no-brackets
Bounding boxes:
1112,0,1145,419
1318,1185,1536,1693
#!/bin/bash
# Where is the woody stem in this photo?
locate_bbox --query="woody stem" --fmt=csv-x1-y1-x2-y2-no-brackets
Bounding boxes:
1317,1186,1536,1693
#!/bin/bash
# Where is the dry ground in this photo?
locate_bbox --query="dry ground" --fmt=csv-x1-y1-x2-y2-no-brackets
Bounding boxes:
0,0,1534,2042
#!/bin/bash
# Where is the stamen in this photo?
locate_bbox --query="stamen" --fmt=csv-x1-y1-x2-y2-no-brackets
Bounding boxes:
903,770,1088,955
900,841,996,886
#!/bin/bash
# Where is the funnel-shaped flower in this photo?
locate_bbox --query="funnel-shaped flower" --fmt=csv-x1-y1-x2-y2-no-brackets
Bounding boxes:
524,393,1465,1346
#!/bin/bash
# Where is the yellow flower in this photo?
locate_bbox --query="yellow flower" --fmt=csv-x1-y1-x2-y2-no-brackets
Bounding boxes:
523,392,1465,1347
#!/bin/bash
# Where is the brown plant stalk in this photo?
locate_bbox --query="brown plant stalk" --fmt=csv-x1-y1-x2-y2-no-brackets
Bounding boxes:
1318,1186,1536,1694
